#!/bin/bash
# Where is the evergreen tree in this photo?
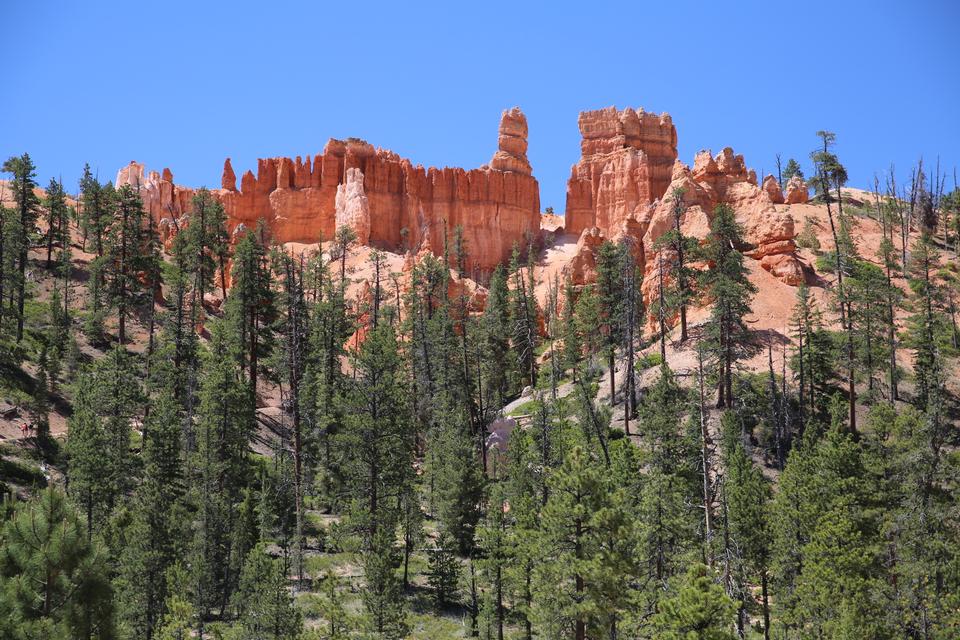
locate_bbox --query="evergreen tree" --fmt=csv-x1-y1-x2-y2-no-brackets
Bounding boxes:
230,545,302,640
703,204,758,407
771,412,886,637
427,530,461,609
79,164,108,256
531,446,640,640
182,188,228,335
907,227,946,414
650,564,737,640
66,369,110,536
848,259,892,399
508,246,538,390
595,240,627,401
782,158,804,184
477,481,509,640
720,412,773,638
117,388,185,640
2,153,41,342
337,322,412,636
92,345,141,512
811,131,858,430
43,177,68,269
637,367,701,587
653,187,700,342
0,487,115,639
105,185,149,344
189,321,252,623
361,524,407,639
154,562,196,640
480,264,514,408
338,322,412,544
316,570,351,639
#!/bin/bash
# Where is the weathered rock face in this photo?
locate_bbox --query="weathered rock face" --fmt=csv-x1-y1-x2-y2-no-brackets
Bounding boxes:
335,167,371,244
785,175,809,204
122,108,540,277
115,161,195,244
762,174,785,204
563,227,604,286
564,143,806,328
489,107,532,175
565,106,677,237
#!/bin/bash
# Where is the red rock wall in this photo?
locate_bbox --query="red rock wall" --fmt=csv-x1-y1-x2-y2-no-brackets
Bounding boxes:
565,106,678,236
120,109,540,277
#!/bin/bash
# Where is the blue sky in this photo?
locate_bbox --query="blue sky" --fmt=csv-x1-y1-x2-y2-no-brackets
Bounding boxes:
3,1,958,212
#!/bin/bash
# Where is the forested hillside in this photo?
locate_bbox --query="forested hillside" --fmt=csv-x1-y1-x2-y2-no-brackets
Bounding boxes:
1,145,959,640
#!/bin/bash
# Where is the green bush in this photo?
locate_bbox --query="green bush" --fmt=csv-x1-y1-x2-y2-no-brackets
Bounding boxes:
636,352,663,370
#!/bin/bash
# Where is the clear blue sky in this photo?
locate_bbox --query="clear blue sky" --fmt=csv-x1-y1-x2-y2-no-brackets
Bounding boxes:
3,1,958,212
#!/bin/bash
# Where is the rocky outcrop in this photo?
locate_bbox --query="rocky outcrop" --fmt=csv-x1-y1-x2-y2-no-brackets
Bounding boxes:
335,167,371,244
121,108,540,277
221,158,237,192
762,174,785,204
115,161,195,241
760,253,805,285
785,175,809,204
565,106,677,237
489,107,532,175
563,227,605,286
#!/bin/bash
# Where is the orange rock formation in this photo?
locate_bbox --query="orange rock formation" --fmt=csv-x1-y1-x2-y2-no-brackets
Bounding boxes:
119,109,540,278
564,106,678,237
785,175,810,204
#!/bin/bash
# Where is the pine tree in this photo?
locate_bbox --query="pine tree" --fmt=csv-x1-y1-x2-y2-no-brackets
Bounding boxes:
79,164,108,256
65,348,140,536
2,153,41,342
561,276,583,377
66,369,110,537
361,524,407,639
230,545,302,640
338,322,412,544
848,259,891,399
44,177,68,269
907,227,946,414
181,189,228,340
720,412,773,638
271,248,309,583
0,487,115,639
703,204,758,408
316,570,351,639
595,240,627,402
117,387,185,640
531,446,640,640
650,564,737,640
782,158,803,184
508,246,538,391
154,562,196,640
811,131,858,431
654,187,700,343
427,530,461,609
637,367,701,586
93,345,141,512
189,320,252,623
106,185,149,344
480,264,514,408
477,481,509,640
771,413,886,637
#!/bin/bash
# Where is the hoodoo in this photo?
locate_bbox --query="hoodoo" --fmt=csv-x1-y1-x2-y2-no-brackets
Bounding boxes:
564,106,678,237
116,104,807,294
117,108,540,277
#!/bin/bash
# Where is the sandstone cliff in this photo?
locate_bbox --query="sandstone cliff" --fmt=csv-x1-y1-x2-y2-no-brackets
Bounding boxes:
120,108,540,278
564,106,678,237
564,143,807,317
